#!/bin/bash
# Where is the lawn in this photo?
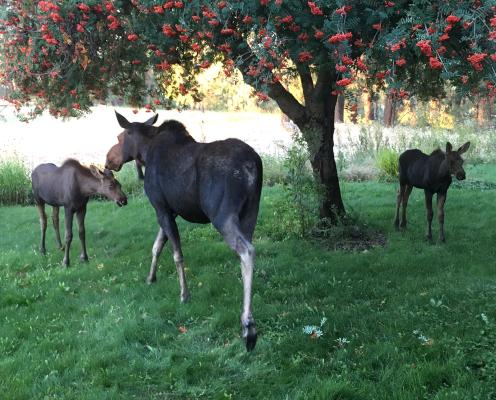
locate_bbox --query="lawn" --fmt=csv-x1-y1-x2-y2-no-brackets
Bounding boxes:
1,168,495,399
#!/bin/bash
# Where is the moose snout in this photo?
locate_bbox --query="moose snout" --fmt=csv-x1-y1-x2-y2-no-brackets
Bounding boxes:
456,171,466,180
116,196,128,207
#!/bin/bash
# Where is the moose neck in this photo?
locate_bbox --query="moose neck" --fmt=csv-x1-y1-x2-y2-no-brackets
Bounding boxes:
78,173,102,198
438,158,450,180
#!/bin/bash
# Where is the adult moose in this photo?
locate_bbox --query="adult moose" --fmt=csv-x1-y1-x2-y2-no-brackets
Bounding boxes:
105,112,263,351
394,142,470,242
32,159,128,266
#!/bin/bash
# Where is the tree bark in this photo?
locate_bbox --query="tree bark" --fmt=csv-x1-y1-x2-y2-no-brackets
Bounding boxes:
364,92,377,121
334,94,345,123
309,96,346,221
384,93,396,127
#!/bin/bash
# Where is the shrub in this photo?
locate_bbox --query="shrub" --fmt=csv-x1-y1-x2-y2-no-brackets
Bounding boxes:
282,135,319,237
0,156,32,205
261,154,287,186
376,149,399,182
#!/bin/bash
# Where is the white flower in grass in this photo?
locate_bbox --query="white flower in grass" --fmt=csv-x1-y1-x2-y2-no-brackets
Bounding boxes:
480,313,489,325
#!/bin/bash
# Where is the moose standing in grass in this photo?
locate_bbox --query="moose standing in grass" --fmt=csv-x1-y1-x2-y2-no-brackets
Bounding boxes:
106,112,263,351
394,142,471,242
32,159,128,266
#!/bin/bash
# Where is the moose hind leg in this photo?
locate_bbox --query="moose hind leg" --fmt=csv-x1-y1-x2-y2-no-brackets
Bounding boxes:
157,214,190,303
37,203,47,255
217,217,257,352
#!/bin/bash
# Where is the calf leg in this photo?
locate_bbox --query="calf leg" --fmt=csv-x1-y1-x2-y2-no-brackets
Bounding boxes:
147,227,167,284
156,214,190,303
437,193,447,242
62,208,74,267
76,205,88,262
52,206,63,250
424,190,434,241
394,185,406,229
216,216,257,352
400,185,413,228
36,203,47,255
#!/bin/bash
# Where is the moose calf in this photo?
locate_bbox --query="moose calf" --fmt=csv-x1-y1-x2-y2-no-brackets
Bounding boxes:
31,159,127,266
394,142,470,242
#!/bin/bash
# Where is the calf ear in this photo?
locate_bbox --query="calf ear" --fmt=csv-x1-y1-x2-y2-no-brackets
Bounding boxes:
446,142,453,153
115,111,132,130
458,141,471,154
89,165,104,179
144,114,158,126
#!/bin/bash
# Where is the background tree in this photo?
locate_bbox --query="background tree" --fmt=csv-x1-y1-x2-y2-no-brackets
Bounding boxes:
2,0,496,222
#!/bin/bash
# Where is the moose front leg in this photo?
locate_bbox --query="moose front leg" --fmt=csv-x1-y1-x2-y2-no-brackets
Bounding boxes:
52,206,63,250
424,190,434,242
400,185,413,228
437,192,447,242
76,205,88,262
37,203,47,255
394,185,405,230
147,227,167,284
62,208,74,267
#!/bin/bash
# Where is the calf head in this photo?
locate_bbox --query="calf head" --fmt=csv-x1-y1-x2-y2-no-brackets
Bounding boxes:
89,165,128,206
105,111,158,171
445,141,470,180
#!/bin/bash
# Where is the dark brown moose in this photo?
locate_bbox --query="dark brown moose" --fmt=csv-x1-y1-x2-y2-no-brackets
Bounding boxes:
394,142,470,242
31,159,127,266
105,112,263,351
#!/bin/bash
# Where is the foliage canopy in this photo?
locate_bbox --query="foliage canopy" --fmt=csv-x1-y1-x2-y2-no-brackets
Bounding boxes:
1,0,496,119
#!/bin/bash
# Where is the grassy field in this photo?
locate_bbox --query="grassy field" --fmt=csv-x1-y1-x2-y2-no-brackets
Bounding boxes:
1,166,496,399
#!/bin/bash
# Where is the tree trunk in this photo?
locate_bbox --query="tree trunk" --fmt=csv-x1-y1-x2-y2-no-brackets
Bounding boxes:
477,96,490,127
301,94,345,221
364,92,377,121
334,94,345,123
384,93,396,127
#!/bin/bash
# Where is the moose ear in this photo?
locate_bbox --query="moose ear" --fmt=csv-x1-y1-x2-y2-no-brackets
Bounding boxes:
90,165,104,179
446,142,453,153
144,114,158,126
115,111,132,130
458,141,471,154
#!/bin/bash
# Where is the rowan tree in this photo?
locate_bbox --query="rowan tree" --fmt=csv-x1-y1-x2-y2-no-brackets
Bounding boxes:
2,0,496,221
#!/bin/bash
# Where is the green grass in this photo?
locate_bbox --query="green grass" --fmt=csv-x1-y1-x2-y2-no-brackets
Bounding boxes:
1,167,496,399
0,157,32,205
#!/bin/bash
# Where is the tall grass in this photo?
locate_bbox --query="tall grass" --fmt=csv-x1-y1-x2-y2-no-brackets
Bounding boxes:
0,156,32,205
113,162,145,197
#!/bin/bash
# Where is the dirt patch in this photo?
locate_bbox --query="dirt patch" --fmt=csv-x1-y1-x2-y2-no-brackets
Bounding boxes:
310,219,388,252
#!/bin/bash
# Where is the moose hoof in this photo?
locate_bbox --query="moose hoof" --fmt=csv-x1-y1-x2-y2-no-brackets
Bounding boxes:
394,221,400,231
40,247,46,256
439,237,446,244
80,255,89,263
62,260,70,268
146,275,156,285
426,234,433,243
242,323,257,352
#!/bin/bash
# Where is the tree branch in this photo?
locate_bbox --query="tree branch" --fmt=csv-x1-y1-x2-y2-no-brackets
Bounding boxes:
231,43,307,126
